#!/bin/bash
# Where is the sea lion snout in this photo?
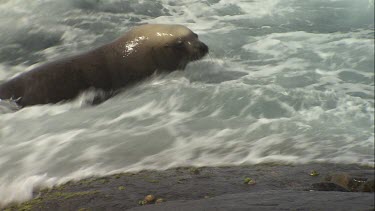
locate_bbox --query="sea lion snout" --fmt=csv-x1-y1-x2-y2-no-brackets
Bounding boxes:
198,42,209,54
188,41,209,61
196,41,209,58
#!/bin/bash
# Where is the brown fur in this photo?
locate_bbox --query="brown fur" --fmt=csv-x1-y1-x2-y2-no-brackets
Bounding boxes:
0,24,208,107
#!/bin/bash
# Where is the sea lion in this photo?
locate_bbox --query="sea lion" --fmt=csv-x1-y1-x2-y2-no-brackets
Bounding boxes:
0,24,209,107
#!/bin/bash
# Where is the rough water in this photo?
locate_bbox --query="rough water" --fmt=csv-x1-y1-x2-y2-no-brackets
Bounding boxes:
0,0,374,206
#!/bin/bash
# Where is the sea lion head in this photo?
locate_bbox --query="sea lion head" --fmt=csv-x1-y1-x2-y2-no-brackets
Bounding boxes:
119,24,209,72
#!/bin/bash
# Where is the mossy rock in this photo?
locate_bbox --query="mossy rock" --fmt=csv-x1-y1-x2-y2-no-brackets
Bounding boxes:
360,180,374,192
325,173,373,192
4,191,100,211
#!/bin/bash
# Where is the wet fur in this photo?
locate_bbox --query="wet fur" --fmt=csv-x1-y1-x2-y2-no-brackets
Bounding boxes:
0,24,208,107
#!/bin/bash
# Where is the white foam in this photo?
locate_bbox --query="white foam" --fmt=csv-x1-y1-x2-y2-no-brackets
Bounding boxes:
0,0,374,207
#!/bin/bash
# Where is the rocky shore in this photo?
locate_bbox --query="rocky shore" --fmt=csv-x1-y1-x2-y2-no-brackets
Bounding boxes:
2,163,374,211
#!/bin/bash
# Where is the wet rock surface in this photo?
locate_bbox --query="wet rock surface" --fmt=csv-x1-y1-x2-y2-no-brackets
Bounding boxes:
2,163,374,211
129,191,374,211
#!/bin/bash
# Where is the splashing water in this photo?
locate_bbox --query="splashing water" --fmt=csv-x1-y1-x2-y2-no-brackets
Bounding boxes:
0,0,374,206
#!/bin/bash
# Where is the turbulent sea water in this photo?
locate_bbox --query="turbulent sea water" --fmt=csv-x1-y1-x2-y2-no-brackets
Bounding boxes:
0,0,374,206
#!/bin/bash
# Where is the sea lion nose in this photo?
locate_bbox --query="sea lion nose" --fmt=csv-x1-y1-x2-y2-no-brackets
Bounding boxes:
199,42,209,54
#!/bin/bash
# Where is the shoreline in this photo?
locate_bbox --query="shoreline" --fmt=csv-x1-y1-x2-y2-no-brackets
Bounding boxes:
2,163,374,211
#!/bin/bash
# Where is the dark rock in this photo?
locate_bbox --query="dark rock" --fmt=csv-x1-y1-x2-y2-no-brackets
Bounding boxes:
128,191,375,211
325,173,374,192
2,164,374,211
360,180,375,192
310,182,350,192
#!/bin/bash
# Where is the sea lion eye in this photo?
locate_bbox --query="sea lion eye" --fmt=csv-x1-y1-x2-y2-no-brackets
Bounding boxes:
173,40,185,48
